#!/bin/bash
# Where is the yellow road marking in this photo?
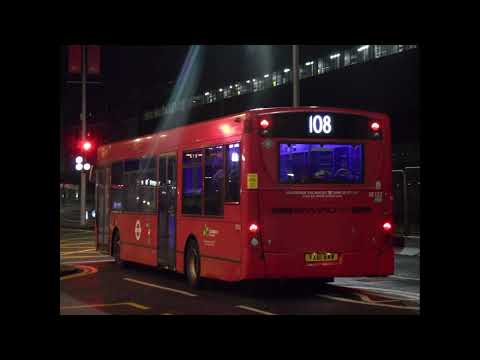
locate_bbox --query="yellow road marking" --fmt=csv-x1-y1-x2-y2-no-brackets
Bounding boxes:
61,241,94,245
61,259,115,264
60,265,98,280
61,248,96,256
60,245,94,248
60,302,150,310
60,236,95,241
61,254,109,259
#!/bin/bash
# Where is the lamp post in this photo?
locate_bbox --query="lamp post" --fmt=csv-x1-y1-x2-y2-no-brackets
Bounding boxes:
292,45,299,106
80,45,87,226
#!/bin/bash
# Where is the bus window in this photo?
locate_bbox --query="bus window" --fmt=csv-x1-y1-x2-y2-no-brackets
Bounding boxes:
182,150,203,214
111,161,124,211
204,145,224,216
279,143,363,184
138,158,157,212
124,159,140,212
225,143,240,202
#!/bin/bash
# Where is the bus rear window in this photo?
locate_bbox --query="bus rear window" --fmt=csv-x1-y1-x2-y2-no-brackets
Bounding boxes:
279,143,363,184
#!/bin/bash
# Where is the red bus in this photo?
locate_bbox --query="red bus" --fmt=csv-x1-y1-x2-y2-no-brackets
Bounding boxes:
95,107,394,287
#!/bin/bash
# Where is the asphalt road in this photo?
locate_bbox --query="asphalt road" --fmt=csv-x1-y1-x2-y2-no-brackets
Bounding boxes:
60,228,420,315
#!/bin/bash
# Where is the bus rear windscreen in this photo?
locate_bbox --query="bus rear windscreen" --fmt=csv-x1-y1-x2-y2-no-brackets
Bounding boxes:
279,143,364,184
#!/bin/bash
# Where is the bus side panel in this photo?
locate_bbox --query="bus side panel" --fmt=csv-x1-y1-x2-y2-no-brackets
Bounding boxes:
112,213,158,267
239,131,266,280
176,215,243,282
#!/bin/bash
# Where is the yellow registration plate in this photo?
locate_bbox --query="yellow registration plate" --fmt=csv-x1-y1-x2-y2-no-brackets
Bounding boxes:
305,252,338,263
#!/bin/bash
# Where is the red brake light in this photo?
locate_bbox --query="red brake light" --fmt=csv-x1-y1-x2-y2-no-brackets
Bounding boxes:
382,222,392,232
371,122,380,132
249,224,259,233
260,119,270,129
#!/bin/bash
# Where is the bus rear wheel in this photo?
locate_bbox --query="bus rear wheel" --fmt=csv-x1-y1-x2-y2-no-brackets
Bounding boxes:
185,241,202,289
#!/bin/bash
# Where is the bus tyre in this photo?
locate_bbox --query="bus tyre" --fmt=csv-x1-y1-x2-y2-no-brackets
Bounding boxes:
113,231,126,267
185,241,202,289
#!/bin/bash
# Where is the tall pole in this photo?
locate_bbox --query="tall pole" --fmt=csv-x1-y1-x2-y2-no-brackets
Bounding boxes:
80,45,87,226
292,45,300,107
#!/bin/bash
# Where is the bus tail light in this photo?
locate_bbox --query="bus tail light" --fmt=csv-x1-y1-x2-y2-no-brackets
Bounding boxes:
382,221,392,232
260,119,270,129
249,223,259,233
371,122,380,132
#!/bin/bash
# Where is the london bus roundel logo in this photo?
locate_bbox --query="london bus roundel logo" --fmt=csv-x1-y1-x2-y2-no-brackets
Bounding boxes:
135,220,141,241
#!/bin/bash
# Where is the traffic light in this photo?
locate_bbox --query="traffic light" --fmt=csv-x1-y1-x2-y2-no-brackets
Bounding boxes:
82,140,92,151
75,134,95,172
78,138,95,153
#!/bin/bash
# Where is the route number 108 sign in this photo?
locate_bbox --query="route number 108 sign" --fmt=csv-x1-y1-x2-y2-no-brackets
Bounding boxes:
308,115,333,135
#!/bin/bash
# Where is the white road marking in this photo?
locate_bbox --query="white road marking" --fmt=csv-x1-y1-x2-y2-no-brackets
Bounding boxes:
390,275,420,281
123,277,198,297
333,284,419,300
235,305,276,315
61,259,115,264
316,294,420,311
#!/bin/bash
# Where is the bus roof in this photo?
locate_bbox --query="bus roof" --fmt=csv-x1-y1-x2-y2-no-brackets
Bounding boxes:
97,106,389,164
101,106,388,148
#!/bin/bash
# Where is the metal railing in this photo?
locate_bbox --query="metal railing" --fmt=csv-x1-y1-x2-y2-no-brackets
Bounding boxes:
392,166,420,235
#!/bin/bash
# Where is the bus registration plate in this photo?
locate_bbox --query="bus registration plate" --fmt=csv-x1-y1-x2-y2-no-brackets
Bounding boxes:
305,252,338,263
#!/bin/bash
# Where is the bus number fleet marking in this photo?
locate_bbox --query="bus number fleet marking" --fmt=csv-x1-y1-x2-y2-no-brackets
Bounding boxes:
308,115,333,135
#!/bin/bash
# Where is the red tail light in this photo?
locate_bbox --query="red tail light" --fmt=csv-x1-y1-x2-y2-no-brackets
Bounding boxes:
382,222,392,232
371,122,380,132
260,119,270,129
249,224,259,233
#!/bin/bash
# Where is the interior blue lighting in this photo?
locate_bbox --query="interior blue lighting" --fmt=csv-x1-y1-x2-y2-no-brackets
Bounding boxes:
279,143,363,184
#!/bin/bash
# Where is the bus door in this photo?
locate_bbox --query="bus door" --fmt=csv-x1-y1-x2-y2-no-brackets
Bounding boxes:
157,154,177,269
95,167,110,253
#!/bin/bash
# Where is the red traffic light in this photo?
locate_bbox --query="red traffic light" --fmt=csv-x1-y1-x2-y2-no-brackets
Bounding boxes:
83,141,92,151
78,139,94,152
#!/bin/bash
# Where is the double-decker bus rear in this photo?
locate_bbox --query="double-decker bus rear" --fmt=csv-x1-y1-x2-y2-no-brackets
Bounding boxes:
243,107,394,281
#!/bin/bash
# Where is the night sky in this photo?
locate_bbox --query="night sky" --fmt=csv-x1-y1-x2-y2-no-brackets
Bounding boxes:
61,45,353,128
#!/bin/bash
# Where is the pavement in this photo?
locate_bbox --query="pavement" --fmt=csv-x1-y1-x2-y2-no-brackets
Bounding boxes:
60,203,95,229
393,233,420,256
60,227,420,315
60,228,114,265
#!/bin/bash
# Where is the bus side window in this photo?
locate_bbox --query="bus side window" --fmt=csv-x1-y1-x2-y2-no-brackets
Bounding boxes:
124,159,140,212
225,143,240,202
111,161,124,211
139,158,157,212
204,145,224,216
182,149,203,214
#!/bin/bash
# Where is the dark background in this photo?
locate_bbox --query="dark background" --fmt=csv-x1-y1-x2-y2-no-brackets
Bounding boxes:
60,45,419,184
